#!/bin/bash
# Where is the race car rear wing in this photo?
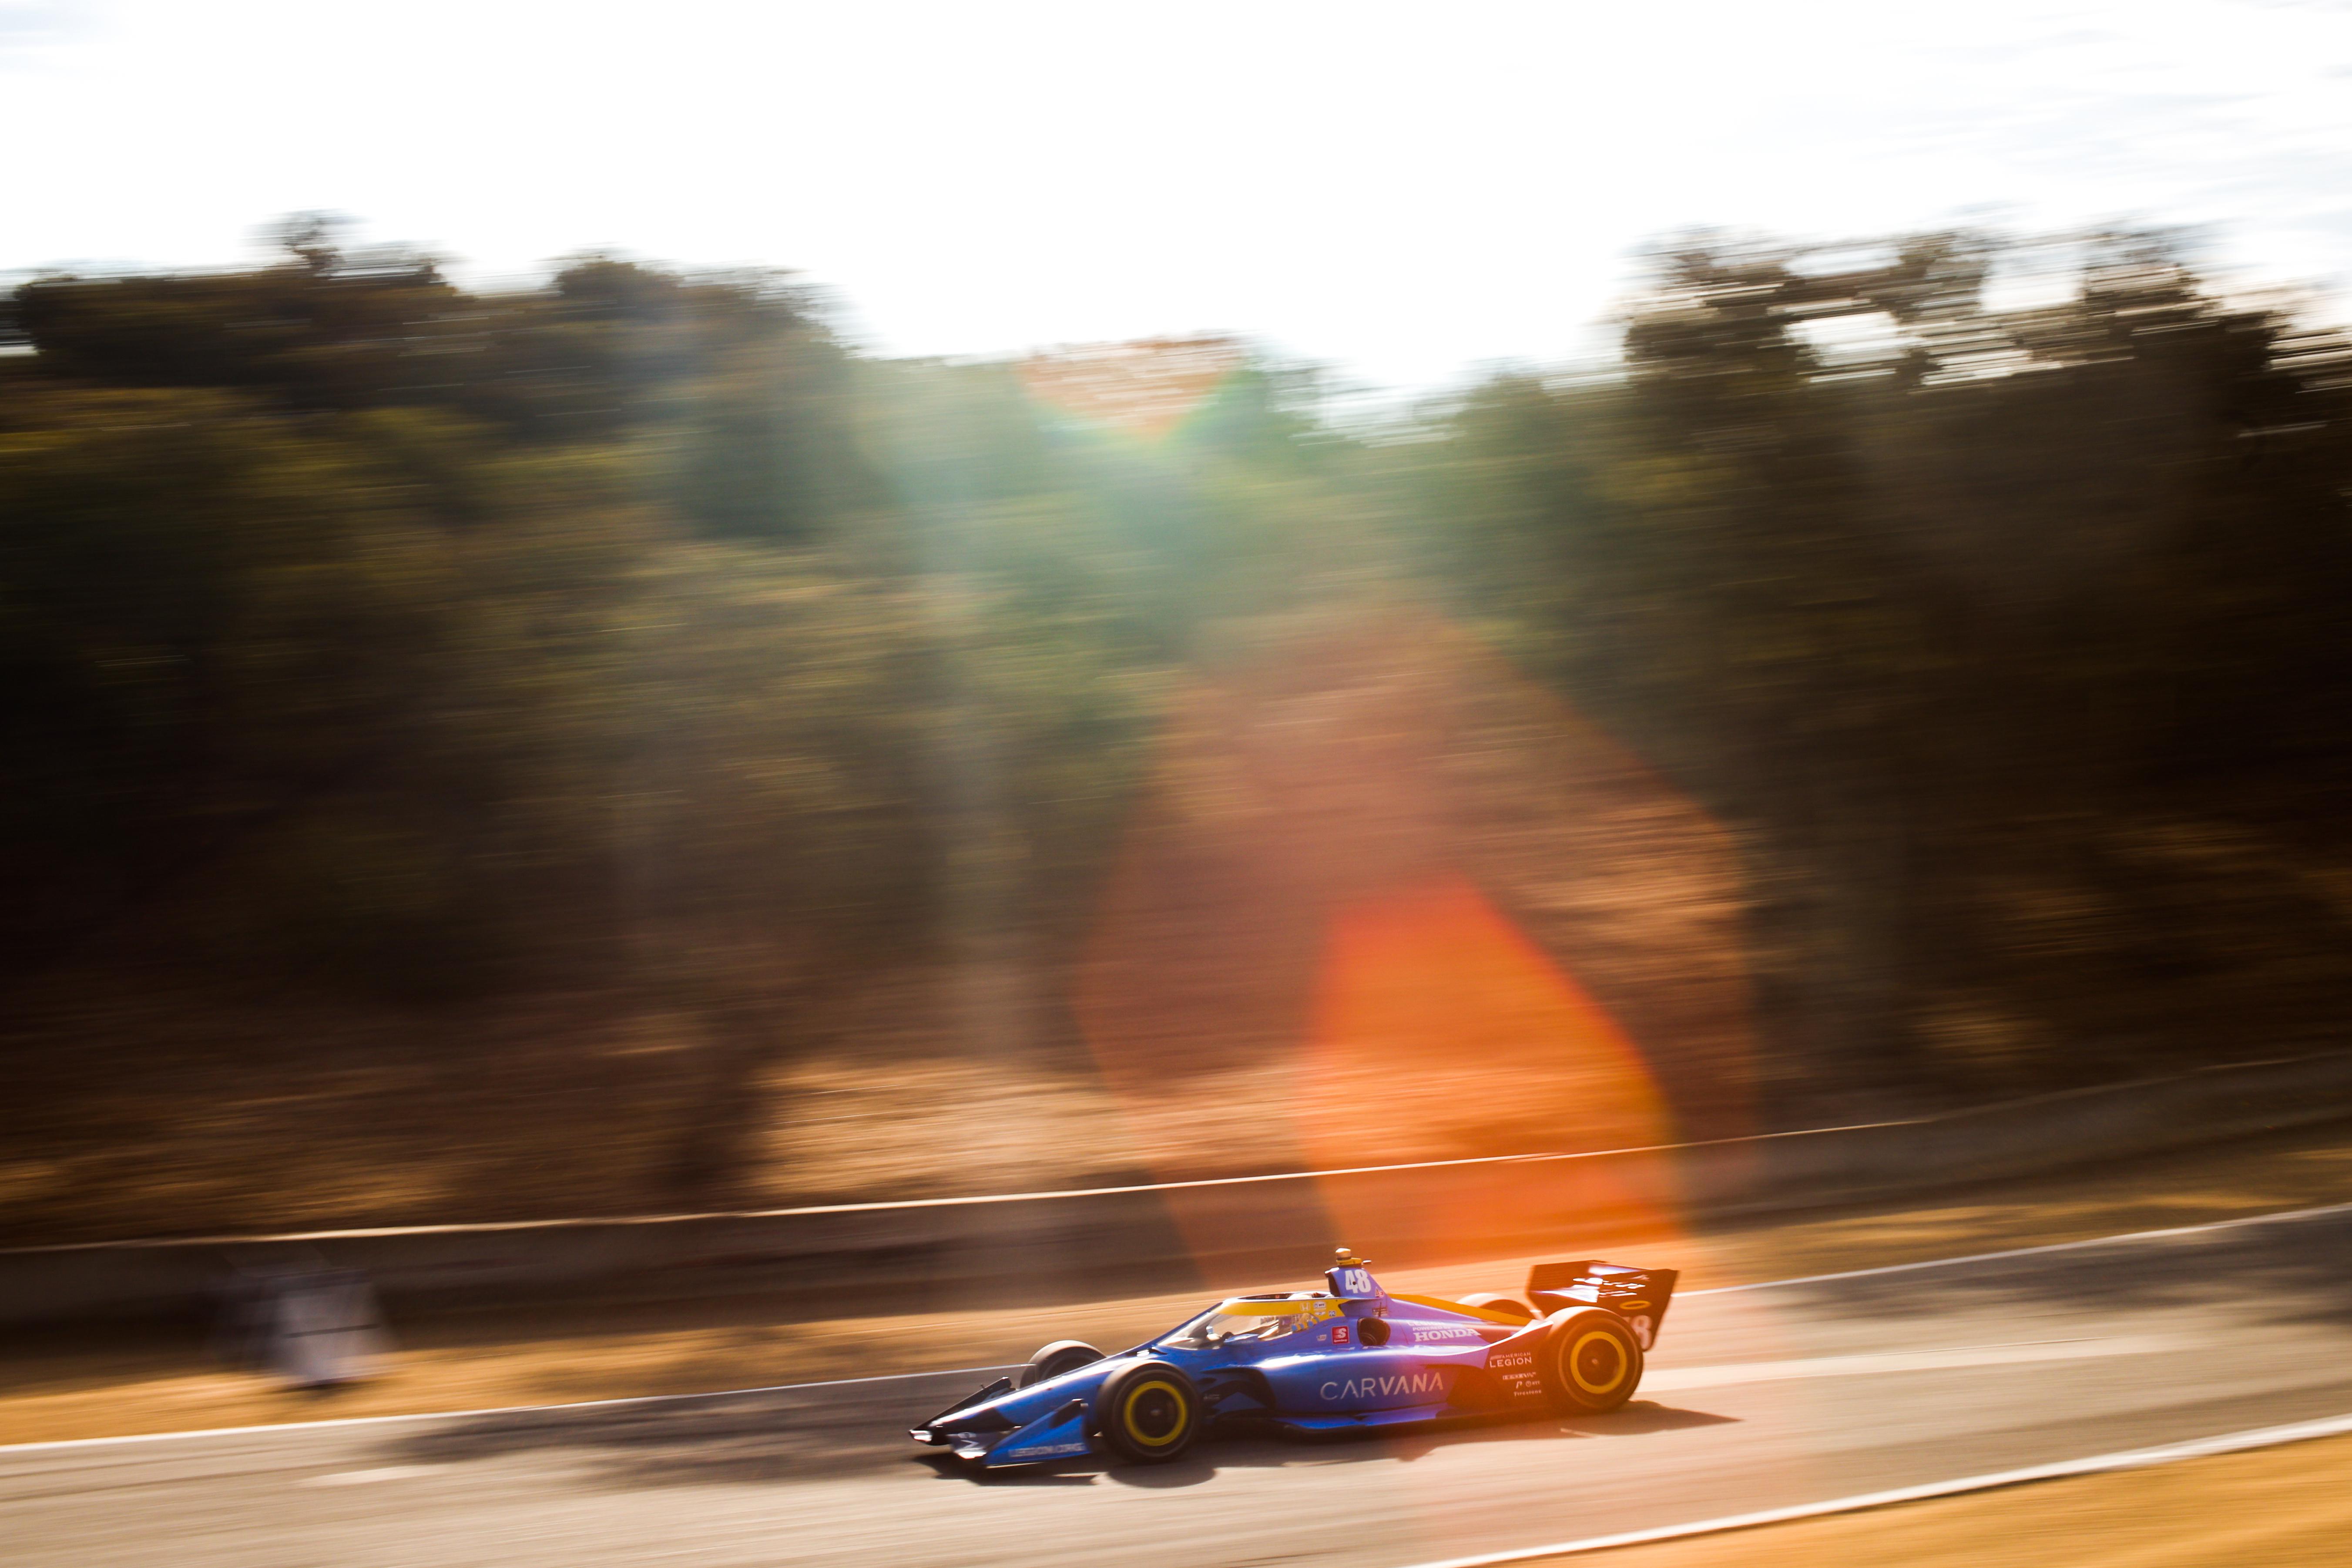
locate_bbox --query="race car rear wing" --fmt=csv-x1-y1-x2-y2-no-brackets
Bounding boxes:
1527,1260,1680,1349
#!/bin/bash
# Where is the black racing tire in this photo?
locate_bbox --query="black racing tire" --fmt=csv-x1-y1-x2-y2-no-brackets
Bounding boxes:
1537,1308,1644,1414
1016,1340,1104,1389
1457,1292,1536,1322
1093,1359,1204,1464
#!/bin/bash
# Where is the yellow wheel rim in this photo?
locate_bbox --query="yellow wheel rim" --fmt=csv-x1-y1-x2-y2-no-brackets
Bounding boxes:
1121,1378,1190,1447
1566,1328,1629,1398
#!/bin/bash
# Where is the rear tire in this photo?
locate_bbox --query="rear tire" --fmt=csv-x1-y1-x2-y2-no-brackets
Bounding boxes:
1457,1292,1535,1322
1538,1309,1644,1414
1017,1340,1104,1388
1094,1359,1203,1464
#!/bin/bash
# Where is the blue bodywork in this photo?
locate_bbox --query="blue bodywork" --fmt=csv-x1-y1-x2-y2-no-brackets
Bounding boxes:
910,1254,1677,1468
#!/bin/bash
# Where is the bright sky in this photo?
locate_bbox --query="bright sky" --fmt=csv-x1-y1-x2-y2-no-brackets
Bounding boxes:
4,0,2349,390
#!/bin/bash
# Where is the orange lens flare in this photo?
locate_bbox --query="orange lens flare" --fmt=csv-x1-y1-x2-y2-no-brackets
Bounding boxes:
1073,610,1749,1279
1300,871,1680,1260
1018,336,1244,441
1303,870,1671,1158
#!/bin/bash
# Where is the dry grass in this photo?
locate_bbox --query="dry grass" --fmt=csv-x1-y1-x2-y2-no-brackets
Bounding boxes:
1543,1433,2352,1568
0,1008,1737,1251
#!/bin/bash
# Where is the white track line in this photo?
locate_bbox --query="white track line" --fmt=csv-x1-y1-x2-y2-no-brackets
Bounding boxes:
11,1195,2352,1458
1,1127,1923,1250
1390,1408,2352,1568
23,1053,2344,1252
1642,1335,2171,1392
0,1365,1022,1455
1682,1197,2352,1296
297,1464,444,1487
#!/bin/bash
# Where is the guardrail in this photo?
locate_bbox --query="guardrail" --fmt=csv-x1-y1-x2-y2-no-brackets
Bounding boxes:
4,1051,2349,1327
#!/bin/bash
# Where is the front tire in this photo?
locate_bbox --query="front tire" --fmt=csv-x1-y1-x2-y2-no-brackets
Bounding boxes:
1017,1340,1104,1388
1094,1359,1203,1464
1538,1309,1644,1414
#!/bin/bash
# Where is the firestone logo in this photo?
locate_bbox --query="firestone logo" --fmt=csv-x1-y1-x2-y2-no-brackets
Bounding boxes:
1320,1371,1444,1402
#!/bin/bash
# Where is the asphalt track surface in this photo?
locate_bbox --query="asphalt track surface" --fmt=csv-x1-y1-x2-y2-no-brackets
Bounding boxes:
11,1205,2352,1568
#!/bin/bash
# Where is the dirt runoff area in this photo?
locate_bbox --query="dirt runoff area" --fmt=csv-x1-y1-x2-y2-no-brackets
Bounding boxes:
6,1115,2352,1448
1549,1431,2352,1568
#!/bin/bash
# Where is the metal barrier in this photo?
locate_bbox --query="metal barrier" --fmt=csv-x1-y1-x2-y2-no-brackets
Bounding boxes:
3,1051,2348,1327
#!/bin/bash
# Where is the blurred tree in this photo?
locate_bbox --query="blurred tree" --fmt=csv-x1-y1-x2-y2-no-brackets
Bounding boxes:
7,216,2352,1206
1411,232,2352,1109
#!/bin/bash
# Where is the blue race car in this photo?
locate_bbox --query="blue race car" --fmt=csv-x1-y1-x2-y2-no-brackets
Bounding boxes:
911,1248,1678,1468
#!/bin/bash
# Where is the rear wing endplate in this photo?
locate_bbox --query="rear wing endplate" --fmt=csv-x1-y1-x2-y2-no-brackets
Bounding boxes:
1527,1260,1680,1350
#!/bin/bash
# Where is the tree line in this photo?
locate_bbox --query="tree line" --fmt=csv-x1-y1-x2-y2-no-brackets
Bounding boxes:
6,221,2349,1123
